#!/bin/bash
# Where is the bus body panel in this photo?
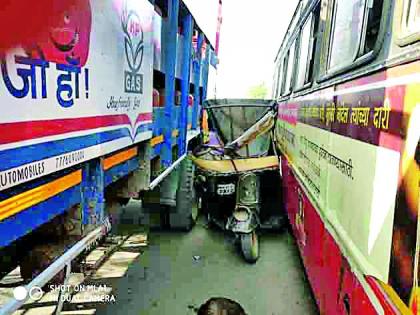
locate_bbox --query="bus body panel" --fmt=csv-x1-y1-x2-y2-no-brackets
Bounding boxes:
282,157,381,314
277,59,420,313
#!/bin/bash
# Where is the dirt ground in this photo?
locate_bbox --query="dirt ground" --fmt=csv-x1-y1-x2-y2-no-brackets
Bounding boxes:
1,200,317,315
95,202,318,315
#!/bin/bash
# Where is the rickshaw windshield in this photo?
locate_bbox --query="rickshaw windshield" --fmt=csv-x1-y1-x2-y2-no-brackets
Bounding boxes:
203,99,275,158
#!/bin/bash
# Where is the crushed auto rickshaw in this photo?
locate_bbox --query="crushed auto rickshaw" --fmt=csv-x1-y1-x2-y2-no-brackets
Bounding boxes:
191,99,285,263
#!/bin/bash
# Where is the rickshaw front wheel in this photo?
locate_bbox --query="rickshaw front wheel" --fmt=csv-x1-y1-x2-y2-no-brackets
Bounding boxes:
240,231,259,263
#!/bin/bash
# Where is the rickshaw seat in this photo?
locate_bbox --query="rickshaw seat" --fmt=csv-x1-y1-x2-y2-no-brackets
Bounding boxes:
191,155,279,174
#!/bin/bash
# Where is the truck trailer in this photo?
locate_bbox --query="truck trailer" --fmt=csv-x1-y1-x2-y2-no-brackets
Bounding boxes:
0,0,218,313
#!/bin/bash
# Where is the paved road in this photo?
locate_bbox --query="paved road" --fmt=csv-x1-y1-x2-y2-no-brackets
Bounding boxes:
96,202,318,315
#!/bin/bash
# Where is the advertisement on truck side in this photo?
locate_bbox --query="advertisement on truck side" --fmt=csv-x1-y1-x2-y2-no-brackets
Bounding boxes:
0,0,154,192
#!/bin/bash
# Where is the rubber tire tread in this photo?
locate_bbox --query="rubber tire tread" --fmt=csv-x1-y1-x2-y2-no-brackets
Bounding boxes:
240,231,259,263
172,158,196,231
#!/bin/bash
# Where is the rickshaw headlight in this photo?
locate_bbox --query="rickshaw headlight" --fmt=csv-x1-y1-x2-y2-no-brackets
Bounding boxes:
233,206,251,222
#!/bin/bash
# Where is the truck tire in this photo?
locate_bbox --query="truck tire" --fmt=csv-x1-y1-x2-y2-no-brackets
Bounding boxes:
20,243,67,290
141,158,197,231
169,158,198,231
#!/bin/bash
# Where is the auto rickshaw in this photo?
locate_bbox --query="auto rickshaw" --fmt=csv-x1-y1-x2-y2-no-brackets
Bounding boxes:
192,99,285,263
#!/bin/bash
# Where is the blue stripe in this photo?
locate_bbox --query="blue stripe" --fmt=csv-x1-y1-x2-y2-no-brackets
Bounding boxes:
0,184,82,248
104,157,139,187
152,143,163,158
135,123,153,137
0,124,153,171
152,108,165,145
0,129,129,171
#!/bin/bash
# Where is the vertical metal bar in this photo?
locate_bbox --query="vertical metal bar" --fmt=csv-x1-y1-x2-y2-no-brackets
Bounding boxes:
215,0,223,56
81,163,92,226
201,45,211,102
178,14,193,156
192,33,203,130
54,263,72,315
81,159,105,228
162,0,179,168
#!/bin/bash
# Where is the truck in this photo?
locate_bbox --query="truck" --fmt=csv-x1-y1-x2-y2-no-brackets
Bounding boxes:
0,0,219,313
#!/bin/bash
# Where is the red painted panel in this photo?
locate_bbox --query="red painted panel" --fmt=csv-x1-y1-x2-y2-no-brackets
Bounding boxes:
282,157,379,315
281,158,299,238
321,231,342,314
366,276,402,315
292,182,305,253
351,278,378,314
337,262,356,314
337,260,378,315
302,192,325,307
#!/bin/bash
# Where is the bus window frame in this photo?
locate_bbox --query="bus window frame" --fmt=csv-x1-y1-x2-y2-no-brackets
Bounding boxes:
294,12,317,93
396,0,420,46
280,54,289,96
282,37,299,96
273,67,279,99
277,60,283,99
327,0,366,73
317,0,391,83
274,60,283,99
289,2,303,43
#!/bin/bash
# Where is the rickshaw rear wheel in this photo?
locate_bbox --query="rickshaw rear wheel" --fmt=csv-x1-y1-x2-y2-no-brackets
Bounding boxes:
240,231,259,263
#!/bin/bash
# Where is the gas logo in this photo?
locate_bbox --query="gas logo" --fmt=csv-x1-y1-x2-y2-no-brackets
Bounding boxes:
122,2,144,94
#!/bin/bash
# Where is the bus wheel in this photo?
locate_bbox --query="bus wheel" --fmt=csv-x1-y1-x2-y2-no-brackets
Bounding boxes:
240,231,259,263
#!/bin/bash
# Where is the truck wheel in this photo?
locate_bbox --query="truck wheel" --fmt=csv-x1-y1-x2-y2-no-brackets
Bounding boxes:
20,243,66,290
170,158,198,231
240,231,259,263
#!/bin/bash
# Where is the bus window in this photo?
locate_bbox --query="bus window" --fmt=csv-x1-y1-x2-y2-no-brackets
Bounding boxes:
363,0,384,54
398,0,420,45
296,3,321,89
290,2,303,37
284,39,297,94
416,0,420,18
307,3,321,82
280,54,288,95
272,68,278,99
275,61,283,99
406,0,420,33
296,15,313,88
328,0,365,70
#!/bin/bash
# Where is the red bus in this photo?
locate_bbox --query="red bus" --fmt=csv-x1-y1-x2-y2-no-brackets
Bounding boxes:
273,0,419,313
